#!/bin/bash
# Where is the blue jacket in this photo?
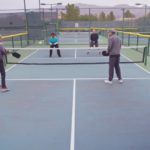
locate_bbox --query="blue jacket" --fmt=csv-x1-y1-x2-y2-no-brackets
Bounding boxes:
49,36,58,45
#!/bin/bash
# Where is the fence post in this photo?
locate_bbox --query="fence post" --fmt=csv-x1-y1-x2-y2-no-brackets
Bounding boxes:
128,34,130,46
20,36,23,47
147,38,150,55
12,37,14,48
121,32,124,45
144,47,148,66
136,35,139,51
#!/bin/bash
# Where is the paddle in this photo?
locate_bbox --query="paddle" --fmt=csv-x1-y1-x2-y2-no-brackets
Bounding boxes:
7,49,21,59
12,51,21,58
102,50,109,56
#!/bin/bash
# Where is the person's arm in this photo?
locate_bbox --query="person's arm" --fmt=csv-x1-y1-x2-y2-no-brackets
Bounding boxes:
107,38,113,53
0,46,7,56
49,38,53,45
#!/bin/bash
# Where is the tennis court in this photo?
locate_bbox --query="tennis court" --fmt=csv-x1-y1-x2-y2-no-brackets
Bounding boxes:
0,46,150,150
59,32,107,46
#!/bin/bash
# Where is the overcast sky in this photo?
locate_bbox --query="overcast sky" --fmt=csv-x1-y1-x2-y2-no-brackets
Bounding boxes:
0,0,150,9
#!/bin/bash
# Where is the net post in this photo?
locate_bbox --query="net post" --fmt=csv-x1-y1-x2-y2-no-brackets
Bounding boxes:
147,38,150,55
136,35,139,51
20,36,23,48
143,47,148,66
11,37,15,48
128,34,130,46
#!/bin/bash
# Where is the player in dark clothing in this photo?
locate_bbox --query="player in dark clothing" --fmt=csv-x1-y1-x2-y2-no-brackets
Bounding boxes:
0,35,9,92
87,29,99,55
104,29,123,84
90,29,99,47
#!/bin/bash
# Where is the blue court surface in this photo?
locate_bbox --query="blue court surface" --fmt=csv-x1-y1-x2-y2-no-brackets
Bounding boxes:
0,50,150,150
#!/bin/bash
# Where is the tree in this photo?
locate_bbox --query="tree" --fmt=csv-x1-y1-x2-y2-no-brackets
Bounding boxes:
79,15,90,21
106,11,116,21
137,13,150,31
61,4,80,20
124,10,135,18
89,14,98,21
99,12,106,21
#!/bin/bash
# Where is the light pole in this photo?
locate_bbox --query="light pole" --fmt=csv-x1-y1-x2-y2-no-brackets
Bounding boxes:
40,2,62,42
121,8,125,31
40,3,62,20
135,3,148,31
23,0,29,45
121,8,125,44
39,0,41,10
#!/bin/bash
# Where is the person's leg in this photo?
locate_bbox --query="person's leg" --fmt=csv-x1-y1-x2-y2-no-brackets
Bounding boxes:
109,56,116,81
0,60,6,88
49,45,53,57
115,55,122,80
95,41,100,55
90,41,93,47
95,41,98,47
87,41,93,55
55,44,61,57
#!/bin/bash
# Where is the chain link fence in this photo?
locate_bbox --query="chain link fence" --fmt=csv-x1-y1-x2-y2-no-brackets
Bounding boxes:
0,6,150,44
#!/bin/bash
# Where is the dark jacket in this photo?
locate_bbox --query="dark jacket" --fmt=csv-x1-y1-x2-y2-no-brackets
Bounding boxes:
90,33,99,42
107,34,121,56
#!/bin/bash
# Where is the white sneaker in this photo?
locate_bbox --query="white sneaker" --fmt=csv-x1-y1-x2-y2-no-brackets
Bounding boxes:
118,79,123,84
0,87,10,92
104,80,112,84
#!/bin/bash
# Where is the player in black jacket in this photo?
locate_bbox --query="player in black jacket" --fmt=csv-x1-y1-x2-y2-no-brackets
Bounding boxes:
90,29,99,47
87,29,99,55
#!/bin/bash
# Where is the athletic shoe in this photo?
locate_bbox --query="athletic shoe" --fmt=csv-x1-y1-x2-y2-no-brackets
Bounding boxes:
0,87,10,92
118,79,123,84
104,80,112,84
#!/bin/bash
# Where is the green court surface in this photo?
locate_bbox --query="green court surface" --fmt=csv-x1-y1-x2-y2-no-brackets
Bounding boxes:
0,46,150,150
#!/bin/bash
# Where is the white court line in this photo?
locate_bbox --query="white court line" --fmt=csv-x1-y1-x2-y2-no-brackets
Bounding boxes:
24,56,106,60
6,77,150,81
121,53,150,75
70,79,76,150
6,49,39,72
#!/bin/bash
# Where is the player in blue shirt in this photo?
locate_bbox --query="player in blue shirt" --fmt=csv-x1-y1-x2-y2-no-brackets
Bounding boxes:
49,33,61,57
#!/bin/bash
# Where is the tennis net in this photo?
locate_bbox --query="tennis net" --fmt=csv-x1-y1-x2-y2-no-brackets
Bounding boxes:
5,46,147,65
